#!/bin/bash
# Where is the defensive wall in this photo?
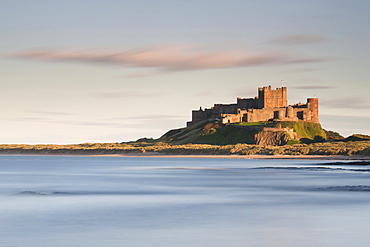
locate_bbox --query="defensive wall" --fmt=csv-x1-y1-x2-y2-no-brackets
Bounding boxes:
187,85,319,126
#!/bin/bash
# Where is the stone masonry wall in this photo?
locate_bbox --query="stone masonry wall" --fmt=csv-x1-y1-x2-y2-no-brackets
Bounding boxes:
187,86,319,126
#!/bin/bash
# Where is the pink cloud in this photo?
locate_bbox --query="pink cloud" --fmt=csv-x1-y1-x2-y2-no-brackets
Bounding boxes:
270,34,327,45
321,96,370,109
291,86,336,90
7,44,328,71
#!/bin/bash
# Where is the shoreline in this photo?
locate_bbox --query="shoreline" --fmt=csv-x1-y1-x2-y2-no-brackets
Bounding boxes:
1,152,369,161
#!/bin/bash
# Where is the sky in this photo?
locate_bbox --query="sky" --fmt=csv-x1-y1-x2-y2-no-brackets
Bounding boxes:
1,0,369,144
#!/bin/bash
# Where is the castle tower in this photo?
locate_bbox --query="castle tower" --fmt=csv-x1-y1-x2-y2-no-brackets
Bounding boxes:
307,98,319,123
286,106,294,119
257,85,287,109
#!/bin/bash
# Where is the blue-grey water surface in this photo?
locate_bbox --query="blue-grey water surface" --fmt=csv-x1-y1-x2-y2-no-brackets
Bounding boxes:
1,155,370,247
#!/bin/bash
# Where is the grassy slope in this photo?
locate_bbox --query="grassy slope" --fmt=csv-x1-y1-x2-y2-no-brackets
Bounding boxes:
158,121,258,145
272,121,326,140
158,120,327,145
344,134,370,142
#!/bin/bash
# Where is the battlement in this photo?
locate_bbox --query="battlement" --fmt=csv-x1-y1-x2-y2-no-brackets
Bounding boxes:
187,85,319,126
257,85,287,108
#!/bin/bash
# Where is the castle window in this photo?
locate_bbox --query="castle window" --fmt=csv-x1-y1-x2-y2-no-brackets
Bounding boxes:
297,111,304,120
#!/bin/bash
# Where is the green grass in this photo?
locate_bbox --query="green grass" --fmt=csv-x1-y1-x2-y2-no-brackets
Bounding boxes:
272,121,326,141
236,122,265,127
360,147,370,156
344,134,370,142
156,121,259,145
156,120,328,146
196,126,257,145
295,122,326,140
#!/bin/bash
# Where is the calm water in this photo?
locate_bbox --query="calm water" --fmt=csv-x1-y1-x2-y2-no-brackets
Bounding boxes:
1,155,370,247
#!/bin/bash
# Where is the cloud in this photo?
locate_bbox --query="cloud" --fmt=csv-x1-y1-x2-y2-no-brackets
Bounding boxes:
5,116,140,128
9,117,51,122
7,44,329,72
188,90,218,97
98,115,186,123
270,34,327,45
25,110,76,116
4,114,186,129
94,91,167,98
284,68,323,73
321,96,370,109
229,86,259,97
119,70,167,78
321,114,370,122
284,57,333,64
291,86,336,90
127,114,186,121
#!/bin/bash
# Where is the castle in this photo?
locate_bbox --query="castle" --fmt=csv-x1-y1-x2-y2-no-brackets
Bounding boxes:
187,85,319,126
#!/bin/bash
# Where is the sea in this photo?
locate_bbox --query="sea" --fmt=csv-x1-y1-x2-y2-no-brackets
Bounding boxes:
1,155,370,247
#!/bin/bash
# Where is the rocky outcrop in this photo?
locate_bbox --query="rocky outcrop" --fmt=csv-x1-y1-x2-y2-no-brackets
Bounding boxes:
254,131,290,146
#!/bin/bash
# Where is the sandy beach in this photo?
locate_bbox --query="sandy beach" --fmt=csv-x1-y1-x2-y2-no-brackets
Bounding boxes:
2,152,369,161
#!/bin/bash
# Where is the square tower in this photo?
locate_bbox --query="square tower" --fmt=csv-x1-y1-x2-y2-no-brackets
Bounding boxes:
257,85,287,109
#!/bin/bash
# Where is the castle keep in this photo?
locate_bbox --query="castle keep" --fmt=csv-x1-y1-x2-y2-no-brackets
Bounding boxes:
187,85,319,126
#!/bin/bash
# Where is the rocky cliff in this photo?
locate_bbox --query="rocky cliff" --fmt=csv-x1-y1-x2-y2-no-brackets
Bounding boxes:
254,131,290,146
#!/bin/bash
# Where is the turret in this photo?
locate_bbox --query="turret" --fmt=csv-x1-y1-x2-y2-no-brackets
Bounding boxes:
307,98,319,123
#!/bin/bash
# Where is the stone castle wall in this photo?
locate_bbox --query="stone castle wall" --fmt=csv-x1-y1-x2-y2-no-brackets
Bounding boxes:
187,85,319,126
257,85,287,108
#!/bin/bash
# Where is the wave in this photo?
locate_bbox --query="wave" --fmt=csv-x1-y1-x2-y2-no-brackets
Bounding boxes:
18,190,171,196
159,167,227,170
318,161,370,166
253,167,370,172
157,166,370,172
19,191,67,196
314,185,370,191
